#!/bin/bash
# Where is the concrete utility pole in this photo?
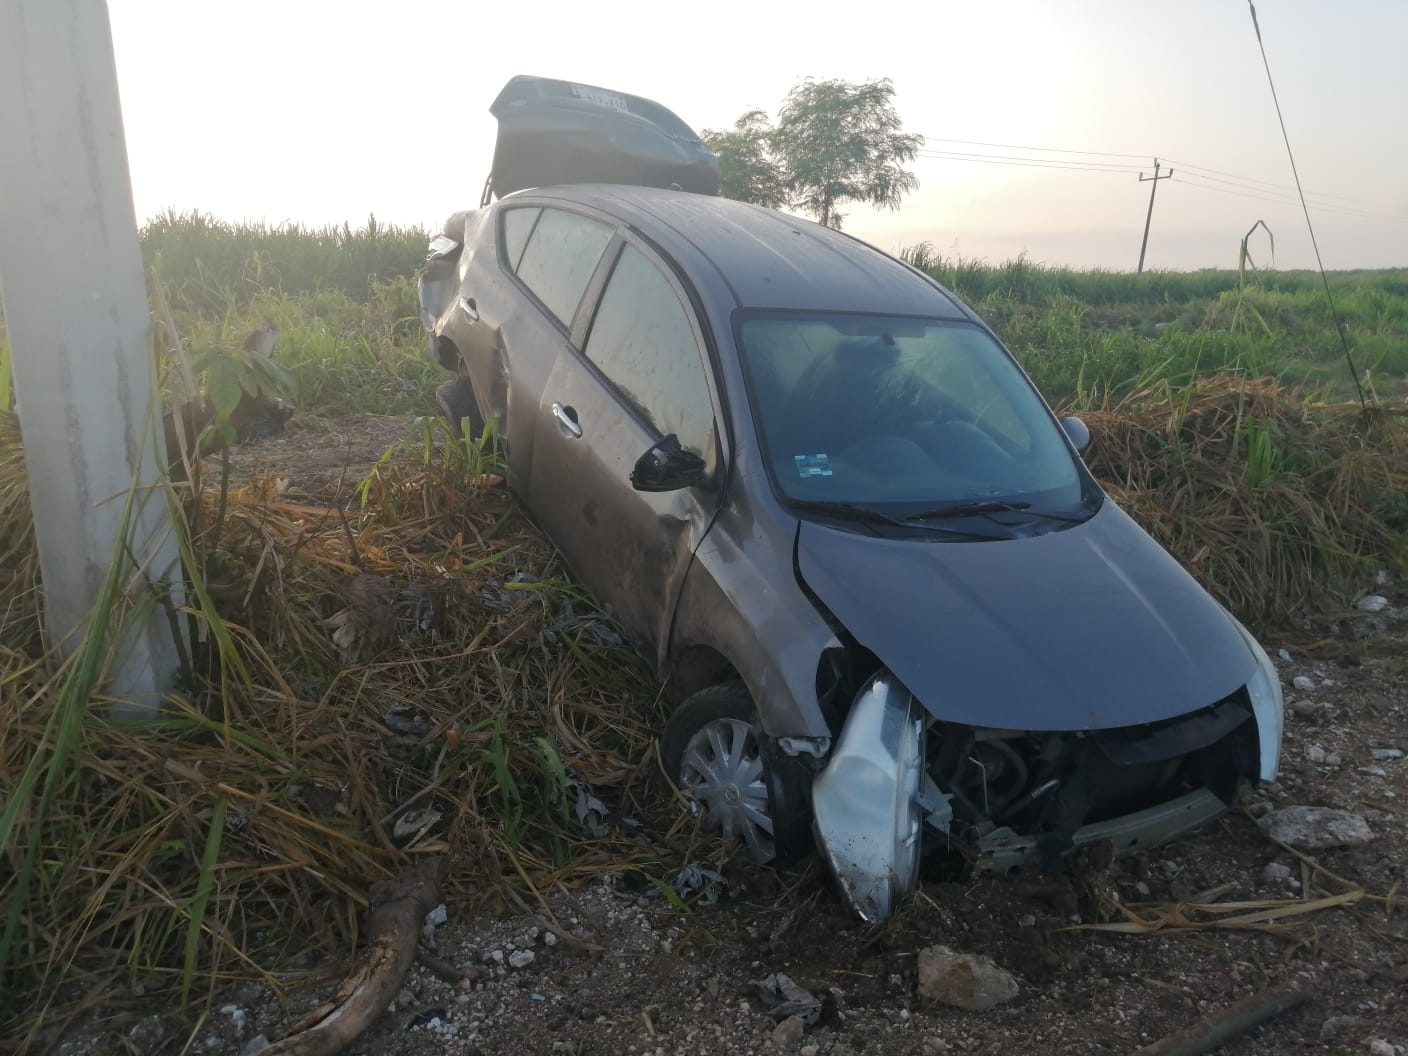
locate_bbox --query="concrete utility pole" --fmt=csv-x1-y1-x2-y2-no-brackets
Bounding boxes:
0,0,182,712
1136,158,1174,274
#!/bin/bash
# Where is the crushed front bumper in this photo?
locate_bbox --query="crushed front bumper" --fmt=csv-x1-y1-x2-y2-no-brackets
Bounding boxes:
810,671,1243,922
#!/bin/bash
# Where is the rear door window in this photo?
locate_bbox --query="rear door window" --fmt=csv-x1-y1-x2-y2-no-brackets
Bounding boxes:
511,208,613,328
583,244,714,456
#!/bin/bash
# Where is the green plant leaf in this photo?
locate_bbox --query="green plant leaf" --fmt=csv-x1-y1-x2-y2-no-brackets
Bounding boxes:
205,358,244,420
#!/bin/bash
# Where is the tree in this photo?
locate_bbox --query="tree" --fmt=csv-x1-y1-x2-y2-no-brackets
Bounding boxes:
701,110,787,210
772,78,921,230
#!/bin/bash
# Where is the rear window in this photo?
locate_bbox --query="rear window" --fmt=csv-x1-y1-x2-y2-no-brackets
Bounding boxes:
510,208,613,328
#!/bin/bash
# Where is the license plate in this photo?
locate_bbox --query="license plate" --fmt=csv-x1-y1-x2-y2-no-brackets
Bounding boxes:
570,83,629,113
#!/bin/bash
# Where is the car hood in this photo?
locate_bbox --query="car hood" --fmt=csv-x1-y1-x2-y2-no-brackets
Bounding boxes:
795,502,1255,731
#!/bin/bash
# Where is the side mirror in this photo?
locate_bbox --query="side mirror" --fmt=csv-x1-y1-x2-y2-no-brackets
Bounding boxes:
1060,415,1091,454
630,434,706,492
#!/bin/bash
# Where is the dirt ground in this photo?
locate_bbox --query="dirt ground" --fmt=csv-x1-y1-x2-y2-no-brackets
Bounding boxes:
62,415,1408,1056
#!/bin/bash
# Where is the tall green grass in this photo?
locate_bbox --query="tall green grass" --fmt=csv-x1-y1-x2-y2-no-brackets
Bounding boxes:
145,213,440,418
900,244,1407,405
141,210,428,311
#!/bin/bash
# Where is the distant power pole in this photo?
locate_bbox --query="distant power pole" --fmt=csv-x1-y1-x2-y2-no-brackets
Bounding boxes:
1137,158,1173,274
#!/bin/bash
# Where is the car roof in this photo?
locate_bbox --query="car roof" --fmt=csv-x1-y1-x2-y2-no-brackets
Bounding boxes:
513,184,971,318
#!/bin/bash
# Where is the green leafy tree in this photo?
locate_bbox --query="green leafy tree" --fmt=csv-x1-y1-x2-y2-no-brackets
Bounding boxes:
772,78,922,230
701,110,787,210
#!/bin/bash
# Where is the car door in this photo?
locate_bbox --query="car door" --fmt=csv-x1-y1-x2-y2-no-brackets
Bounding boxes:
529,238,723,664
453,204,616,478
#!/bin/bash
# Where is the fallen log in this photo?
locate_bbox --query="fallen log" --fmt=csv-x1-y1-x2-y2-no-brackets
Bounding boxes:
1131,982,1308,1056
250,859,443,1056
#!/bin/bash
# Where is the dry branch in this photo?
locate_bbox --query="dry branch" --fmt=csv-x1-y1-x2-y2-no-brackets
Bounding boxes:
250,859,443,1056
1131,982,1308,1056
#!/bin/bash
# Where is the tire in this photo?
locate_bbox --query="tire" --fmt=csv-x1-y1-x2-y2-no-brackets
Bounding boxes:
436,375,484,440
661,684,813,866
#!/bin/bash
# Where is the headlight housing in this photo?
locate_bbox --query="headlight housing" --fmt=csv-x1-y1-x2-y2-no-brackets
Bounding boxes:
1228,614,1283,781
810,672,924,922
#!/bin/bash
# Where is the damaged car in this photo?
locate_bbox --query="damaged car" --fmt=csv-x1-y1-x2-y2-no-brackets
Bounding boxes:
418,75,1284,921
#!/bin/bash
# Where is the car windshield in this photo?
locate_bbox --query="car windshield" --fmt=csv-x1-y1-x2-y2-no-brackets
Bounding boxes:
738,312,1090,520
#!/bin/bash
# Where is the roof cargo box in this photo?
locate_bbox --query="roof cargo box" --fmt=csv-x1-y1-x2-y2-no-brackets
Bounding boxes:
488,75,720,198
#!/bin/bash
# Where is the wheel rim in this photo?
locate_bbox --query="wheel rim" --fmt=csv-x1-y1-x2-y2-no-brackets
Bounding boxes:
677,717,775,863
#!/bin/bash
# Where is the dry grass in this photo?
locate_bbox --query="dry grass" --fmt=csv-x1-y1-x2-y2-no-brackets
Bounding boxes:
0,425,678,1048
1,379,1406,1046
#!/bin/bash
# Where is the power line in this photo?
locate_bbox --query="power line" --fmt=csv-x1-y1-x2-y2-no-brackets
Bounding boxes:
917,148,1141,172
917,136,1149,160
1245,0,1367,410
1176,172,1408,221
1163,157,1407,213
915,136,1403,217
915,151,1408,222
915,151,1138,175
1172,174,1408,224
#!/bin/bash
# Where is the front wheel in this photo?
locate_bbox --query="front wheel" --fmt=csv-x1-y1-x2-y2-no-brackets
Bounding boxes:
662,684,807,865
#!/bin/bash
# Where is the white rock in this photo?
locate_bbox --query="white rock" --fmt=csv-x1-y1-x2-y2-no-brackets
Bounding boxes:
508,949,536,969
1259,806,1372,849
1261,862,1293,882
916,945,1019,1011
1306,745,1326,763
1355,594,1390,613
1371,748,1403,761
1292,675,1317,691
1325,752,1342,766
1368,1040,1396,1056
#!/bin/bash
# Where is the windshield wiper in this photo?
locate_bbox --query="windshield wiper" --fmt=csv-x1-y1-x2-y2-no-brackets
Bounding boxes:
904,500,1032,521
784,499,1000,539
905,499,1092,525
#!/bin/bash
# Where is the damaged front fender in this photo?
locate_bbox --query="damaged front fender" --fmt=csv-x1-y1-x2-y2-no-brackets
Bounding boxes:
810,673,924,922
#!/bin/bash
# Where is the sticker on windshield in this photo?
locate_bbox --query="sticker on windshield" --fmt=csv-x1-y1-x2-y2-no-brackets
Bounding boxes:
794,453,833,478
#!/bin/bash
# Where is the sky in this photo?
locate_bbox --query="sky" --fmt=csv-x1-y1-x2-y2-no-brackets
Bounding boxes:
105,0,1407,272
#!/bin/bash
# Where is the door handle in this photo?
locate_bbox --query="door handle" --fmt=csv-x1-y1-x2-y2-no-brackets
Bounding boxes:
551,402,583,439
458,295,479,322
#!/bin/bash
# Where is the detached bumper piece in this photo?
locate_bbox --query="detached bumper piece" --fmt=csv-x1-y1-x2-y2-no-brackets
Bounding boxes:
811,673,924,922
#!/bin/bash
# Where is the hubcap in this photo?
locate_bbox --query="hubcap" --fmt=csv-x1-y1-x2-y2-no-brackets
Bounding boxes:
678,717,775,863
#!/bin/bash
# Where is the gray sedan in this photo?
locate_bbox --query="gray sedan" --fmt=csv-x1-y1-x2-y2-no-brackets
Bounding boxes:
418,183,1283,921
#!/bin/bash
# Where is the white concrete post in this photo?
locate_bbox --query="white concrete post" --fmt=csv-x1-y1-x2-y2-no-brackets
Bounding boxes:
0,0,183,711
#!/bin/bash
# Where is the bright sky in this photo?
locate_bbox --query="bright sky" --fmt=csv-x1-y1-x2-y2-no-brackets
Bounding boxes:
107,0,1407,271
